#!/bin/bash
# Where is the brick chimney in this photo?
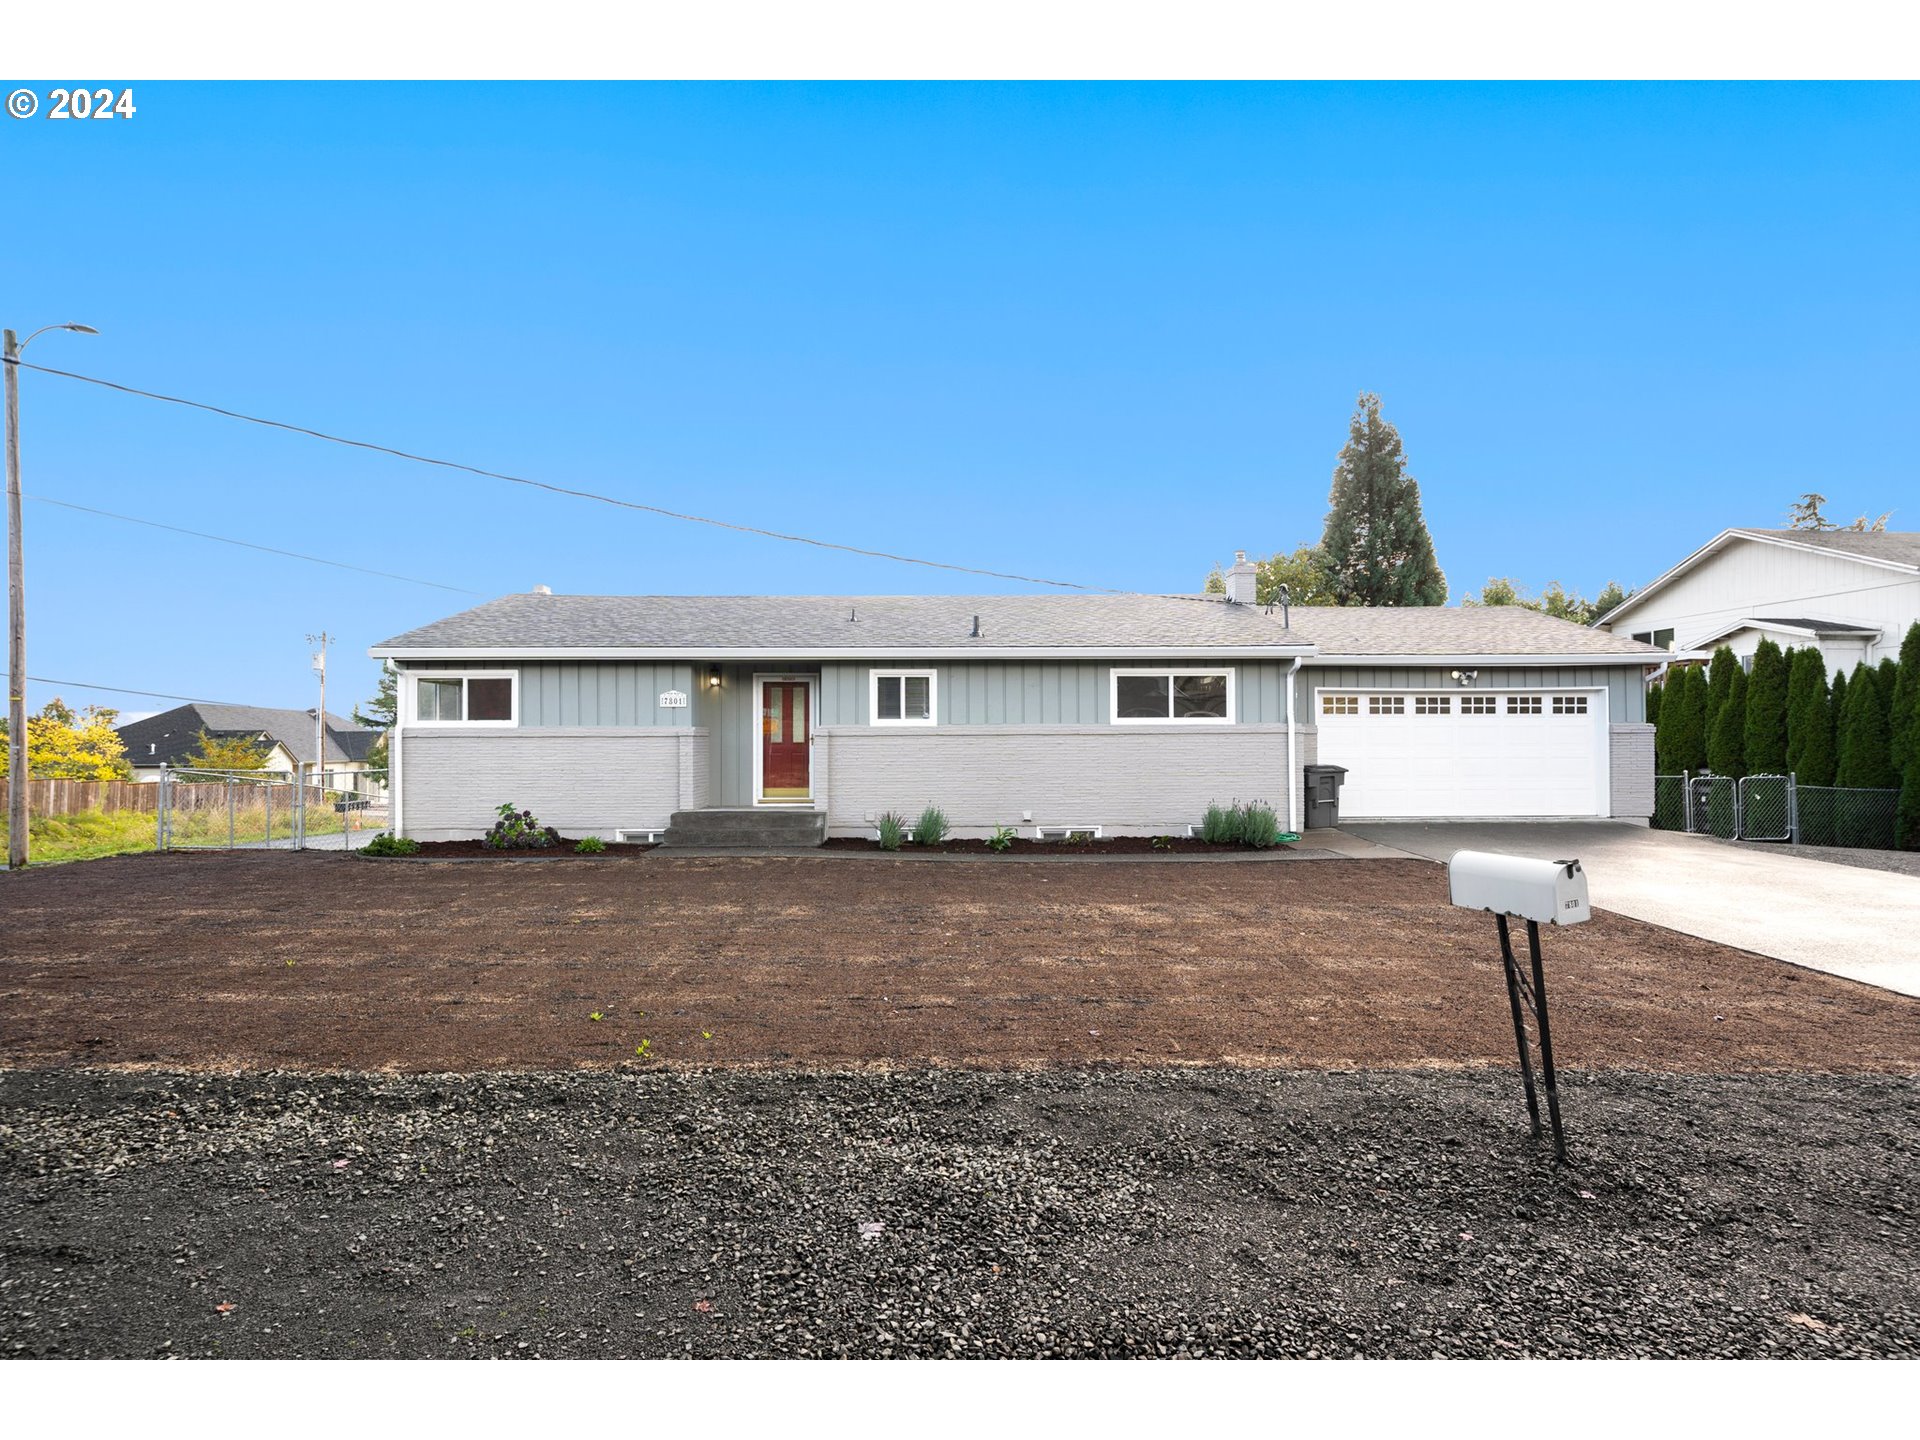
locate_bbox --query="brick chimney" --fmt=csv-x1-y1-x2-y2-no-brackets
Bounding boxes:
1225,551,1258,606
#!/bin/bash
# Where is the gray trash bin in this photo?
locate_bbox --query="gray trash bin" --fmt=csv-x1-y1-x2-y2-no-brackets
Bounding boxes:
1302,764,1348,829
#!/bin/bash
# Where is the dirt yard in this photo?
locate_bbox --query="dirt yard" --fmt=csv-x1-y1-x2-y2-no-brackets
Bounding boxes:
3,851,1915,1073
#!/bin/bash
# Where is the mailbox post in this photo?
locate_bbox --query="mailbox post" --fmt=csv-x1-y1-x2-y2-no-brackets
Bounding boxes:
1448,850,1590,1164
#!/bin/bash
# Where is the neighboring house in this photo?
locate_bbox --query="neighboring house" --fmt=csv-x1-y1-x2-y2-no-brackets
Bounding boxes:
368,556,1663,840
1595,528,1920,672
116,703,385,792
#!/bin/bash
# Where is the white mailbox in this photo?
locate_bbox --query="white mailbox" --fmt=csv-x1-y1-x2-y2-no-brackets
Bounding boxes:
1448,850,1590,926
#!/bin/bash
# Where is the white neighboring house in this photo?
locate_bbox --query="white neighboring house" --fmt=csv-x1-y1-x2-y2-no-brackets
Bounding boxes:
1595,529,1920,672
115,703,386,793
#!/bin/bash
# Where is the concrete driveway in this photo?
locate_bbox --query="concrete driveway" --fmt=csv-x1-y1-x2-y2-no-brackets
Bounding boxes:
1346,821,1920,999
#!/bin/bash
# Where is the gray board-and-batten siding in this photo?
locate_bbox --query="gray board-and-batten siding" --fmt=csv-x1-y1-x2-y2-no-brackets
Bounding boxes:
401,658,1644,727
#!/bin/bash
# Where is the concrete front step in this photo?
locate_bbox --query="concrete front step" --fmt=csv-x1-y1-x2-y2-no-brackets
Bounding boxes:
661,807,827,849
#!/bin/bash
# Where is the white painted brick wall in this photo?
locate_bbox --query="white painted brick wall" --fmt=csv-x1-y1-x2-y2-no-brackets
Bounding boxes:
1609,723,1655,818
817,724,1296,837
403,728,705,840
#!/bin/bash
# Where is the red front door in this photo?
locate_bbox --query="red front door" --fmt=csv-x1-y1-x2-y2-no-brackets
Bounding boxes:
761,680,811,801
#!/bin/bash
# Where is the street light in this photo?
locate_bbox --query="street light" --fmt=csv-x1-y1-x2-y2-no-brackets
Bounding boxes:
5,322,100,869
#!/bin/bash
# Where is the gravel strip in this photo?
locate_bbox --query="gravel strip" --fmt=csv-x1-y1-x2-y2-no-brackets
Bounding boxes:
3,1066,1914,1359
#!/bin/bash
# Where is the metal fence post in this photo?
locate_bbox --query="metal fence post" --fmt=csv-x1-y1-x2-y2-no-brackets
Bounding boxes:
226,776,235,849
156,763,168,852
295,764,305,850
265,780,273,849
1681,770,1692,833
1788,774,1799,845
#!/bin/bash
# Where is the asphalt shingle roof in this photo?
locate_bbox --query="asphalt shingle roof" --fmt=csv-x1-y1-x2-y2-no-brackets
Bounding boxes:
1739,529,1920,568
374,592,1662,659
116,704,376,769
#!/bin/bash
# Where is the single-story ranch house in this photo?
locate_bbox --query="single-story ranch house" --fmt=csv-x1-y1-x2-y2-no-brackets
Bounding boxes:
369,557,1664,844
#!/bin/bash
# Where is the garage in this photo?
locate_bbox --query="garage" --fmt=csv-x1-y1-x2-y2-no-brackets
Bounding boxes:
1314,687,1609,819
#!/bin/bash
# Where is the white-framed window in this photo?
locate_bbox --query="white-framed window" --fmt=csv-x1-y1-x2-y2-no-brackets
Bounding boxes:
1552,694,1589,715
1368,695,1405,716
1322,694,1359,716
411,671,517,726
1035,825,1102,841
1414,695,1451,715
870,669,937,725
1508,695,1543,715
1111,669,1234,724
1461,694,1498,715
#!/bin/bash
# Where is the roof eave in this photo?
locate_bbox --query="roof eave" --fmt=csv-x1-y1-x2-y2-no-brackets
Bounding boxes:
1598,528,1920,627
370,643,1320,661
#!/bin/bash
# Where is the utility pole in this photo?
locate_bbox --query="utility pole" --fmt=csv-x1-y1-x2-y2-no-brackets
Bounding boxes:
5,330,24,870
307,632,332,797
4,322,98,870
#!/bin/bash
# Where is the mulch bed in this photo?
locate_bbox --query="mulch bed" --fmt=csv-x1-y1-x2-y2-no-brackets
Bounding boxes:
820,836,1281,855
2,850,1916,1074
3,1066,1914,1358
397,839,658,859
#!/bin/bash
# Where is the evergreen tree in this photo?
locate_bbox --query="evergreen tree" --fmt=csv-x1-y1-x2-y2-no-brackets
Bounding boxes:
1668,665,1711,774
1742,638,1791,775
353,670,399,772
1708,665,1748,779
1786,647,1833,785
1318,393,1447,606
1836,664,1897,790
1890,622,1920,774
1646,679,1663,734
1876,657,1901,740
1899,745,1920,851
1704,647,1738,759
1829,667,1849,774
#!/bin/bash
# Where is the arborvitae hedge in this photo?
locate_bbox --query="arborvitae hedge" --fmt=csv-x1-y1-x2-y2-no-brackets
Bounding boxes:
1669,664,1711,774
1708,664,1748,778
1836,663,1897,790
1786,647,1835,787
1743,637,1791,776
1891,621,1920,775
1704,648,1737,756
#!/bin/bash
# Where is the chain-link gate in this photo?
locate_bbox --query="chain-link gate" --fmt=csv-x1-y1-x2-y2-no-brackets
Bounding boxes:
1736,774,1792,843
156,766,390,851
1687,774,1738,839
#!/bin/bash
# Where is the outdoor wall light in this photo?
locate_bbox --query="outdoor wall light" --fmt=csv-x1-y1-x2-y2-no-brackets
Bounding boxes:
707,666,722,689
1450,669,1479,686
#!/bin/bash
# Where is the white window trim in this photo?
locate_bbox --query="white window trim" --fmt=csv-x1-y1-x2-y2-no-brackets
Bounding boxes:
407,670,518,727
868,668,939,726
1109,667,1236,725
1035,825,1102,840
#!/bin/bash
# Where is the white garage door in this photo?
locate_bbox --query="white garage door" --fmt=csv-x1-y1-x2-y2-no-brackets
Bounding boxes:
1315,689,1609,819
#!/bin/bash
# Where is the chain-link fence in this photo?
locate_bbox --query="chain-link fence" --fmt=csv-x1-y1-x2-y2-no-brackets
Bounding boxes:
156,767,390,852
1652,771,1899,850
1793,785,1899,851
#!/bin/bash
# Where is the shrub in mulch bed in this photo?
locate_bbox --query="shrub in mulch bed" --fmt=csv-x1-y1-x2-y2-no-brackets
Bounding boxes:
820,835,1292,855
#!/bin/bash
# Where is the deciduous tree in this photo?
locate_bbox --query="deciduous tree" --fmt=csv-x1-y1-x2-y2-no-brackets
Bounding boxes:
181,729,271,772
0,699,132,781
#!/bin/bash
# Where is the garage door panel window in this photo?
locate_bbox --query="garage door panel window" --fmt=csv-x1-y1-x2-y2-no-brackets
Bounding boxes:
1113,670,1233,723
1462,695,1497,715
414,672,516,725
1414,695,1450,715
1552,695,1589,715
1369,695,1405,716
1507,695,1543,715
1323,694,1359,716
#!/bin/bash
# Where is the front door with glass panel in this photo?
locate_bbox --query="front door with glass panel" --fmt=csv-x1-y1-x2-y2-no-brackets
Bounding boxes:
760,680,812,802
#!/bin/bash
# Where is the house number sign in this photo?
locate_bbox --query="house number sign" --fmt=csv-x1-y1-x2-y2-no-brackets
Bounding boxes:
658,690,689,709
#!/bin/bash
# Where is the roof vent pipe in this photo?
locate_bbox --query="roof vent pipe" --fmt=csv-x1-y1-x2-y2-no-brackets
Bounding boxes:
969,614,982,639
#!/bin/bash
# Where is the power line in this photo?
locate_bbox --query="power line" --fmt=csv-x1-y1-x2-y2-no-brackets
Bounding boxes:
25,494,483,595
24,676,295,708
16,359,1123,594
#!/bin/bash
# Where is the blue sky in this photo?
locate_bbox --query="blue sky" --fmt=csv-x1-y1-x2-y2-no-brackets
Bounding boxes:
4,82,1915,717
